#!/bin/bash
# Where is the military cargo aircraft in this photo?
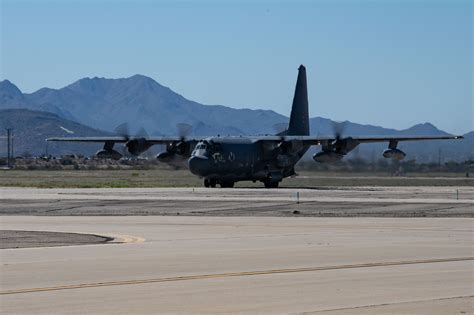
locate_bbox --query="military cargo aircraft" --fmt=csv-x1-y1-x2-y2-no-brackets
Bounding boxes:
48,65,463,188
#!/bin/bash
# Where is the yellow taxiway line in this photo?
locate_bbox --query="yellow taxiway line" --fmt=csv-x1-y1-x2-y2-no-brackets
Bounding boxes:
2,257,472,296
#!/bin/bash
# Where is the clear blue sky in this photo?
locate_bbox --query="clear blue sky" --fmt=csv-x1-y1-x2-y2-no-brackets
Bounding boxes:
1,0,472,134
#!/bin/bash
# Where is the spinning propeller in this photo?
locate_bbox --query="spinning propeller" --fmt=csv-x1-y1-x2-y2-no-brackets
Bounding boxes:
156,123,194,168
332,121,347,143
114,123,152,157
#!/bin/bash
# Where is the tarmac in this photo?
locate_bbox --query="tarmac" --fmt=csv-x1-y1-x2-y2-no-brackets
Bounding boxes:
0,187,473,314
1,186,473,217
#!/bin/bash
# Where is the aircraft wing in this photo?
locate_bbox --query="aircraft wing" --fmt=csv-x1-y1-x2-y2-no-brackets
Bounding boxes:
46,136,205,144
47,137,129,143
279,134,464,145
249,134,463,145
48,134,463,146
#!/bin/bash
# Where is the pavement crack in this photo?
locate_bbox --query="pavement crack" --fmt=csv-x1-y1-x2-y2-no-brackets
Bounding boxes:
300,295,474,314
45,205,85,213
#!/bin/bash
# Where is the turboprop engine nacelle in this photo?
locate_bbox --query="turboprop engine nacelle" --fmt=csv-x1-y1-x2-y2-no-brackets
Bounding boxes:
382,148,406,160
95,149,122,160
125,138,151,156
313,151,344,163
156,151,174,162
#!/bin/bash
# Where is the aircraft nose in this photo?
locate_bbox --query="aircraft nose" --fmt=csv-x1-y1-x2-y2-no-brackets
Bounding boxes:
188,156,211,176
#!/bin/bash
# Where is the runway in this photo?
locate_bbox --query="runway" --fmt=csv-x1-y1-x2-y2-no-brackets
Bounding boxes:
2,186,474,203
1,186,473,217
1,214,473,314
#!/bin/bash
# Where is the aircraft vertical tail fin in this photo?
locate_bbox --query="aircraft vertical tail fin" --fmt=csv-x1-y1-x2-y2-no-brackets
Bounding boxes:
287,65,310,136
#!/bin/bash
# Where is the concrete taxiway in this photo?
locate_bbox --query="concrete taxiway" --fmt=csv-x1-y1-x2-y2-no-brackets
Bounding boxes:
1,215,473,314
1,187,473,313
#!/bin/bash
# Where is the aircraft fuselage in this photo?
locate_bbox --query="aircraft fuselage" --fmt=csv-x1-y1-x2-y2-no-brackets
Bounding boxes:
188,137,308,187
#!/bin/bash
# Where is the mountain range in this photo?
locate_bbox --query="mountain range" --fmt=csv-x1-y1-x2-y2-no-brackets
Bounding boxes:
0,76,472,161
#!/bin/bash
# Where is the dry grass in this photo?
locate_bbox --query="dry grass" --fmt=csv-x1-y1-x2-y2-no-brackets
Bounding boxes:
0,169,472,188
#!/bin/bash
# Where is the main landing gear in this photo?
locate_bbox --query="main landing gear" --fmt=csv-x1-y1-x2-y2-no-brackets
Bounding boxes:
204,179,216,188
204,179,234,188
204,178,278,188
263,180,279,188
220,182,235,188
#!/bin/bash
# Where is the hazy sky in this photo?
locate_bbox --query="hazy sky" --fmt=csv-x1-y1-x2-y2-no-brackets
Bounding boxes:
1,0,472,134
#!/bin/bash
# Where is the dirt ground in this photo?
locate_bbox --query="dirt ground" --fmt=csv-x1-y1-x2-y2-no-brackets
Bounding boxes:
0,230,112,249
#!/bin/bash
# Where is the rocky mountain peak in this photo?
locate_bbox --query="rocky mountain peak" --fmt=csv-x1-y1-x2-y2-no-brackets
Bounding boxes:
402,122,446,135
0,80,23,100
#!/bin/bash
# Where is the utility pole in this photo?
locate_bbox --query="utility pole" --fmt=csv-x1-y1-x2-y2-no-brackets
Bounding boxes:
370,148,375,172
6,128,12,168
11,129,14,161
438,147,442,171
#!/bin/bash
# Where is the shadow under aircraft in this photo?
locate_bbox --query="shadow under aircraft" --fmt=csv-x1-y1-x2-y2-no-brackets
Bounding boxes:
48,65,463,188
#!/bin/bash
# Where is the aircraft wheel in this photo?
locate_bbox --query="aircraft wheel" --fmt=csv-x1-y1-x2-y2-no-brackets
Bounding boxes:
264,180,279,188
220,182,234,188
210,179,217,188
